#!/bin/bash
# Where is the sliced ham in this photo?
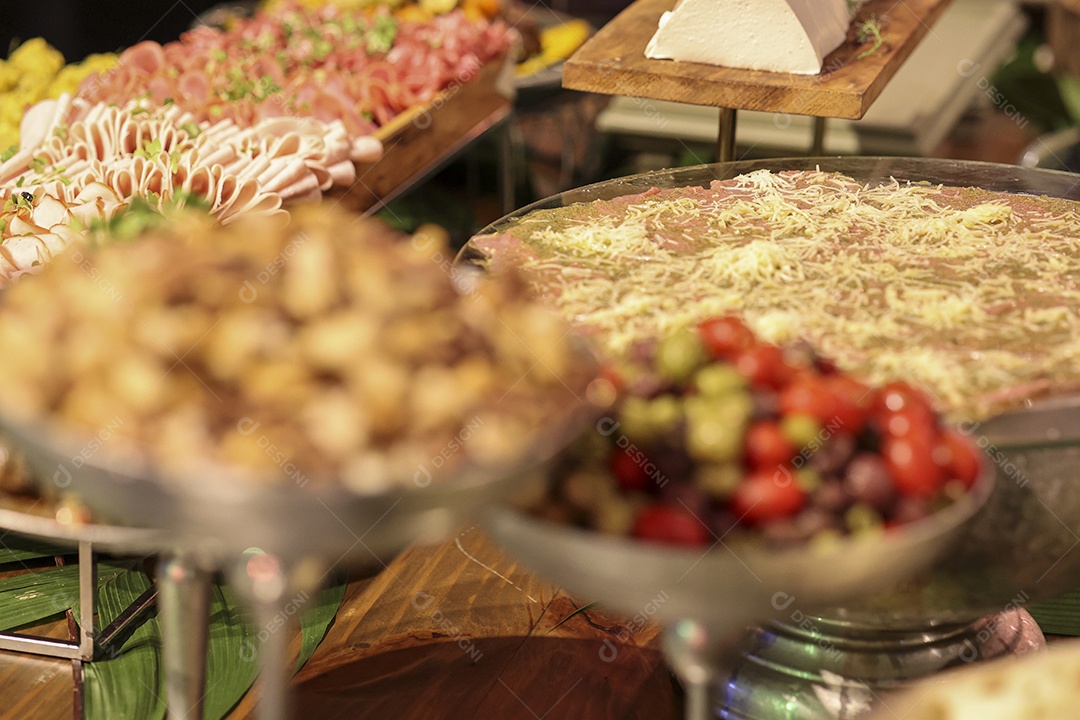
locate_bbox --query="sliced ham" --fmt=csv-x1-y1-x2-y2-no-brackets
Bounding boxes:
121,41,168,76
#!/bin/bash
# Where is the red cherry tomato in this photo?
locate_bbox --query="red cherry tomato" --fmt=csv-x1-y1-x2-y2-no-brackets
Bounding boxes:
698,316,755,359
729,469,806,524
734,344,792,390
632,504,712,546
825,375,873,434
875,381,936,418
779,376,838,426
880,406,938,443
882,434,943,498
744,421,796,470
937,429,982,488
609,448,651,492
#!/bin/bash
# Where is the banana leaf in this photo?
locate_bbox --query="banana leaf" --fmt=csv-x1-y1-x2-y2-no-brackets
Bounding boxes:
82,567,166,720
82,571,346,720
297,581,347,672
0,563,126,632
204,584,261,719
1029,586,1080,637
0,534,72,566
0,542,345,720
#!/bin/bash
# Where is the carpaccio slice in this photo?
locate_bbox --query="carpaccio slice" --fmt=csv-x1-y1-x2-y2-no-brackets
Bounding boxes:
471,169,1080,420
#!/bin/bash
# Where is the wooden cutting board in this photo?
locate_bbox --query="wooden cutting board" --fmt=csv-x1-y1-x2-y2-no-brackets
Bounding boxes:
563,0,952,119
331,52,515,214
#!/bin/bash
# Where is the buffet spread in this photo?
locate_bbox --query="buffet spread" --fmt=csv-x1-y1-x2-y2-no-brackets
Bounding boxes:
0,2,1078,720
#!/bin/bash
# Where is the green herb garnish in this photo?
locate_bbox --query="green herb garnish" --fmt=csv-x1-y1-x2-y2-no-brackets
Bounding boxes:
366,16,398,55
856,17,885,60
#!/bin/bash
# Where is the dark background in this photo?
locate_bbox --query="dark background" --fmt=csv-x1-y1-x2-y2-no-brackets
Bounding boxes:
0,0,225,61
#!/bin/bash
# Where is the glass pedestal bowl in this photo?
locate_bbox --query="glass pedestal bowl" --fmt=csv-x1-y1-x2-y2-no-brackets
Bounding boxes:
0,383,594,720
461,157,1080,719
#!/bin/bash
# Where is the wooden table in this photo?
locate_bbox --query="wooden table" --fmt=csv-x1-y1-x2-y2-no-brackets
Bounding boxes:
0,528,679,720
562,0,952,159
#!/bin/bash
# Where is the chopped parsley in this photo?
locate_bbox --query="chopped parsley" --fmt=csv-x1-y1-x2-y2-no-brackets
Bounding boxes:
366,16,398,55
134,138,163,159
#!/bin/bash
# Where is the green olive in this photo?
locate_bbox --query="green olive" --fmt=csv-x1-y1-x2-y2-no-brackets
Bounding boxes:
694,363,746,397
686,391,754,427
685,412,743,463
617,396,655,442
781,413,822,449
655,331,707,383
645,395,682,434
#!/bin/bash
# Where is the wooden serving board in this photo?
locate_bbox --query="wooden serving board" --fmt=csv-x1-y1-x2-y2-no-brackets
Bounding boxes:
331,52,515,214
563,0,952,119
230,528,678,719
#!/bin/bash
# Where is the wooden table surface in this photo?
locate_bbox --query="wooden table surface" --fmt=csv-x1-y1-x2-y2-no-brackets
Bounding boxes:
563,0,952,119
0,527,680,720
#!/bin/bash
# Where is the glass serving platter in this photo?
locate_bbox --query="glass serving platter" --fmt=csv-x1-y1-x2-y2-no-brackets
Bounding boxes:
460,157,1080,719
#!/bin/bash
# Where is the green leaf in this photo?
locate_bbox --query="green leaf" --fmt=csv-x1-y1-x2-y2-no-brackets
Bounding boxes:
0,545,345,720
203,585,260,719
82,567,166,720
1029,585,1080,636
0,563,127,633
0,565,80,631
0,535,70,566
297,581,346,672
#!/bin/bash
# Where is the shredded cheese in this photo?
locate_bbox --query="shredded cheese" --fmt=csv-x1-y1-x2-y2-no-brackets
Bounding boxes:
479,169,1080,419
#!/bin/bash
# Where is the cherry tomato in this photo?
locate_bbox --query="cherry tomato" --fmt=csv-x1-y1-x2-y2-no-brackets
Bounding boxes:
937,429,982,488
632,503,712,546
734,344,792,390
609,448,651,492
882,433,943,498
779,376,837,426
729,469,806,524
744,421,796,470
698,316,755,359
825,375,873,434
875,381,935,418
879,406,938,443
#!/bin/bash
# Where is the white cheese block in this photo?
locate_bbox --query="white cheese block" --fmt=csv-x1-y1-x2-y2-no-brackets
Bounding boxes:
645,0,860,75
